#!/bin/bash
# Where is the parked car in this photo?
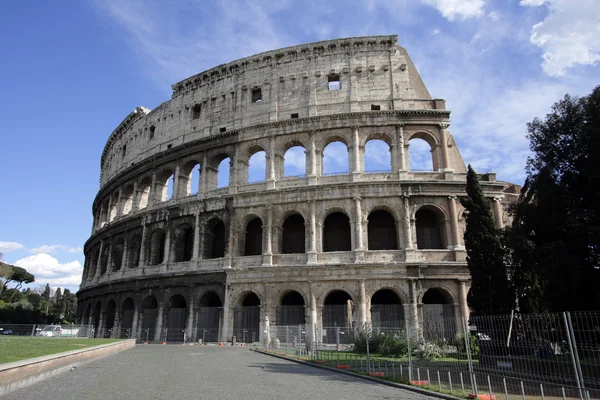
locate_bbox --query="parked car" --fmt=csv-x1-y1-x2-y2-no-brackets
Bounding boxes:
1,329,13,335
37,326,79,337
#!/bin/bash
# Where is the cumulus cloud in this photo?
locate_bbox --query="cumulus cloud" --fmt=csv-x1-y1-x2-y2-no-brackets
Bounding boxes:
525,0,600,76
420,0,484,21
520,0,547,6
488,11,500,21
28,245,83,254
0,242,25,252
14,253,82,288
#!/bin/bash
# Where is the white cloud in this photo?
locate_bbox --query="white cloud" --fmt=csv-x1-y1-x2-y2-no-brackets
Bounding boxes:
488,11,500,21
323,142,350,174
420,0,484,21
526,0,600,76
283,146,306,176
14,253,82,288
520,0,547,6
28,245,83,254
432,28,441,35
0,242,25,252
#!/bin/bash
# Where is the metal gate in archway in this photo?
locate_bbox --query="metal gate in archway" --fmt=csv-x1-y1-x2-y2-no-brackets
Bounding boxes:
197,306,221,343
233,306,260,344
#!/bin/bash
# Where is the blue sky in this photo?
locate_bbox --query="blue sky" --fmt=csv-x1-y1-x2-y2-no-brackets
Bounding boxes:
0,0,598,292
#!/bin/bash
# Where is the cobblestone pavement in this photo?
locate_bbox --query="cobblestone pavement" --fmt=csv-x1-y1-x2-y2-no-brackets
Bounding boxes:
9,345,438,400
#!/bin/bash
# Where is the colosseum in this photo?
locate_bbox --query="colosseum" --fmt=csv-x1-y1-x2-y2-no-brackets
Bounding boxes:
77,35,517,345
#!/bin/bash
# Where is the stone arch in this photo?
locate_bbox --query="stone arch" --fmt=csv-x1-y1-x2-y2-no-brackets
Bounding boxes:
323,211,351,252
421,287,456,339
406,130,439,172
122,185,134,215
206,152,231,189
322,139,349,176
367,210,398,250
166,294,188,342
282,140,307,177
108,192,119,222
198,291,223,343
173,223,194,262
157,168,175,202
89,247,100,279
180,159,201,196
128,233,142,268
371,289,404,328
363,135,392,173
147,228,166,265
277,290,306,326
111,238,125,272
92,301,102,337
281,213,305,254
243,216,263,256
99,199,109,227
138,177,152,209
120,297,135,338
99,244,110,275
141,295,158,340
203,217,226,259
322,290,354,333
415,205,447,249
233,291,261,343
243,144,267,184
104,299,117,338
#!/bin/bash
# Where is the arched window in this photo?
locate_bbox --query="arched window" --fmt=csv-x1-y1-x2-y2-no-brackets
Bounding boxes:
323,212,351,252
138,178,151,209
111,239,125,271
248,150,266,183
204,218,226,259
217,158,230,188
174,223,194,262
244,218,263,256
322,141,349,175
408,138,435,171
367,210,397,250
122,185,134,215
282,214,305,254
99,245,109,275
181,161,200,196
157,170,174,202
128,234,142,268
416,208,445,249
364,139,391,173
277,291,305,325
371,289,403,328
149,229,166,265
284,146,306,177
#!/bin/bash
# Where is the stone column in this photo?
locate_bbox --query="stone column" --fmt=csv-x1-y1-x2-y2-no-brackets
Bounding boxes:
266,136,276,190
98,311,105,338
185,295,196,341
95,241,104,278
402,196,413,249
308,130,317,185
260,304,271,347
263,205,273,266
116,188,123,218
132,181,139,212
408,279,419,338
154,301,164,342
229,148,238,194
193,212,201,260
173,162,181,199
220,288,231,342
358,280,367,327
351,126,361,180
162,221,171,265
121,237,129,272
439,123,453,172
150,172,157,205
199,153,207,198
492,197,504,229
106,196,113,223
131,304,139,340
459,280,470,331
448,195,464,250
307,287,318,348
138,222,147,267
106,243,113,274
396,124,407,174
307,200,317,265
354,197,364,263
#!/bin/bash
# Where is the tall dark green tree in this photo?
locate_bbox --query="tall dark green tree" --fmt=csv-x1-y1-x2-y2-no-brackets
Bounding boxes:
506,85,600,311
461,165,511,315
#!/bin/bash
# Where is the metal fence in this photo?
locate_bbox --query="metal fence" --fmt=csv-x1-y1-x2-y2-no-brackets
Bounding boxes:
0,324,95,338
259,311,600,400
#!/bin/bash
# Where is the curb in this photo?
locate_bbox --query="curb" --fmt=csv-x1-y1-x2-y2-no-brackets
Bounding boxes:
253,349,464,400
0,339,136,397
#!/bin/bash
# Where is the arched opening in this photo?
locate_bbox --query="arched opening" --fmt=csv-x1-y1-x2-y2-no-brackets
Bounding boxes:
166,294,187,342
217,157,230,188
371,289,404,328
244,217,263,256
282,214,305,254
166,174,175,201
203,218,226,259
277,291,305,326
364,139,391,173
422,288,455,339
84,304,92,325
99,245,109,275
416,207,445,249
198,292,222,343
323,212,351,252
322,141,349,175
89,247,100,279
234,292,260,343
111,239,124,272
180,161,200,196
100,200,109,228
138,179,151,209
408,138,434,171
122,185,134,215
149,229,166,265
128,234,142,268
104,300,116,338
174,223,194,262
284,145,306,177
141,295,158,341
109,193,118,222
367,210,398,250
120,298,135,338
323,291,353,343
248,150,266,183
93,302,101,338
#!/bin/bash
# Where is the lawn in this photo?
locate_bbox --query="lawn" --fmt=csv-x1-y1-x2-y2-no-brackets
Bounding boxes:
0,336,123,364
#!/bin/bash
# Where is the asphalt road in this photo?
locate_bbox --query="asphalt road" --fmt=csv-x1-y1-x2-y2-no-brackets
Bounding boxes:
8,345,437,400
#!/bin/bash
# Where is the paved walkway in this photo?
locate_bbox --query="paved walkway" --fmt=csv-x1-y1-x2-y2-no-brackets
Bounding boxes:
10,345,437,400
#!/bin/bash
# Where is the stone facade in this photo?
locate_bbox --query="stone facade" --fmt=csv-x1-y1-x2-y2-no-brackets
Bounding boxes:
77,35,518,344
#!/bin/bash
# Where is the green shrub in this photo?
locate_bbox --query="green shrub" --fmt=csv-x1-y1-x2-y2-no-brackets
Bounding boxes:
455,333,480,356
354,331,413,357
413,341,443,360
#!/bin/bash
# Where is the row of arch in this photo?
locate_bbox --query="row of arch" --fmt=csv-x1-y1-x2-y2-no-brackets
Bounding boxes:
96,130,443,229
85,206,449,279
84,286,455,342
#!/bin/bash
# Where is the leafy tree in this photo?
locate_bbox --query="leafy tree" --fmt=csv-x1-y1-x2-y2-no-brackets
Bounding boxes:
461,165,511,315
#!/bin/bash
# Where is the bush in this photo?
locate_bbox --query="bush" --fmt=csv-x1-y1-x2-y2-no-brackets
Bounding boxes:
354,331,412,357
455,333,480,356
413,341,443,360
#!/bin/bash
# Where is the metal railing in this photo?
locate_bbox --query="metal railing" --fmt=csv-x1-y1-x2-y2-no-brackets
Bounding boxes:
0,324,95,338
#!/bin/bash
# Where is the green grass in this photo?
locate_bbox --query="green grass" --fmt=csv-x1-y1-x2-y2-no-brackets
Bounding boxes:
0,336,123,364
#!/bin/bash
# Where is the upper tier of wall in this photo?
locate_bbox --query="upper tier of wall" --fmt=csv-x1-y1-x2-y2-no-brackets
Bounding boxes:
99,35,446,188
